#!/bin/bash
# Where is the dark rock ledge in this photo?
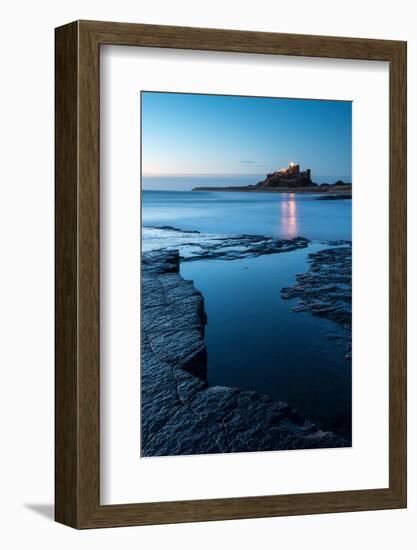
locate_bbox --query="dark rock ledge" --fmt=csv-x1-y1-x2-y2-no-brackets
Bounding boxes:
143,226,310,262
141,250,346,457
281,243,352,359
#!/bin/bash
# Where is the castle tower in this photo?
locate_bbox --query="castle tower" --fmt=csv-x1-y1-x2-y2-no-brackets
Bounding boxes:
289,163,300,177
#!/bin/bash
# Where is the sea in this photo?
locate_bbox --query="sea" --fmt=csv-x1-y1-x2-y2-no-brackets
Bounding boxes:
141,178,352,439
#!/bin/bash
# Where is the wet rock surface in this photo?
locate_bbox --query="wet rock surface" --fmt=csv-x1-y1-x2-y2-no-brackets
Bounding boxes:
142,250,346,456
316,194,352,201
142,226,309,261
281,243,352,359
182,234,310,262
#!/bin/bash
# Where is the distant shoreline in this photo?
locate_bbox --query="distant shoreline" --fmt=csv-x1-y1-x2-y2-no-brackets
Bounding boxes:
192,184,352,196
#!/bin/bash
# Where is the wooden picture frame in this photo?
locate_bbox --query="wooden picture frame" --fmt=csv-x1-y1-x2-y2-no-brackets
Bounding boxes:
55,20,407,528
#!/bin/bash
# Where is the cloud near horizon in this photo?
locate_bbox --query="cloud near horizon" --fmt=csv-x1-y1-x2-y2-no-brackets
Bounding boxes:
241,160,266,167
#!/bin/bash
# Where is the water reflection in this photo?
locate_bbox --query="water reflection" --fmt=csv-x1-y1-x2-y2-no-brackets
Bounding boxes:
280,194,298,238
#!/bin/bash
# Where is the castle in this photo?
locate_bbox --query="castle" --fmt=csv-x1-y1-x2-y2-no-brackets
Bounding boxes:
257,162,313,188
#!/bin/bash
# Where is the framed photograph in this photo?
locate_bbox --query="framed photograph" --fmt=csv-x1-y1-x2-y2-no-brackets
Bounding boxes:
55,20,406,528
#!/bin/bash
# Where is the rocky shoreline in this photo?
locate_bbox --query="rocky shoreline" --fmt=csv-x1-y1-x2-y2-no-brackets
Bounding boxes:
281,242,352,360
143,226,310,261
141,249,347,456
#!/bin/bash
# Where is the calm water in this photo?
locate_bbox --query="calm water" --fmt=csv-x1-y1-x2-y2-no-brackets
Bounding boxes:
142,189,352,439
142,189,351,241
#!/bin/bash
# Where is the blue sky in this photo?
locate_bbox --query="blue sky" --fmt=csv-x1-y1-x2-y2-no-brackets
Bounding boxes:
141,92,352,180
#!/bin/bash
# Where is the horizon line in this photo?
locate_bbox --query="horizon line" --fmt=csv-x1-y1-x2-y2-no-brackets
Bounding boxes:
142,172,351,178
142,172,265,177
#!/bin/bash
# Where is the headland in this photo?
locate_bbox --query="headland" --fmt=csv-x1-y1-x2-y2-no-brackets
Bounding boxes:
192,163,351,196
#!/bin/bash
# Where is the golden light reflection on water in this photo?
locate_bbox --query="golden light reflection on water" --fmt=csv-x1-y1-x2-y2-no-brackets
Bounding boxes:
280,193,298,238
